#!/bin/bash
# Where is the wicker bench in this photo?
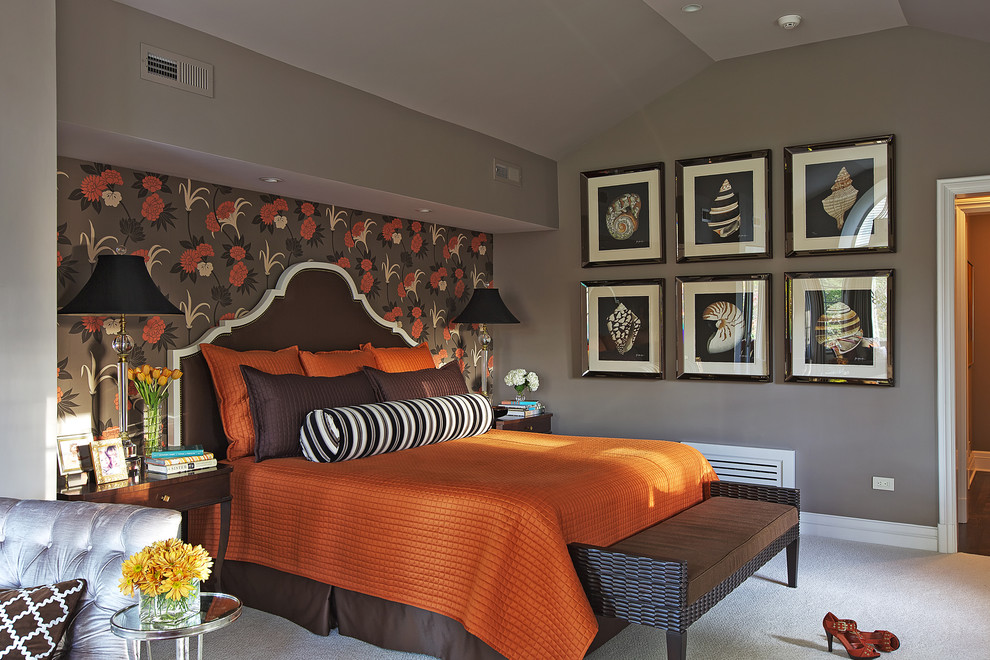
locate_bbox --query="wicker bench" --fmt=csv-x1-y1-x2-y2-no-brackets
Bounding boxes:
569,482,800,660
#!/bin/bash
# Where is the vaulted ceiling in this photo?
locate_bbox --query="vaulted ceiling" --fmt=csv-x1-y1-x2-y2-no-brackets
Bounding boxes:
112,0,990,159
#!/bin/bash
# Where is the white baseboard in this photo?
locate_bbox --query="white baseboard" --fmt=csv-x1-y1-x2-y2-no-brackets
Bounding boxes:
801,512,938,552
972,450,990,472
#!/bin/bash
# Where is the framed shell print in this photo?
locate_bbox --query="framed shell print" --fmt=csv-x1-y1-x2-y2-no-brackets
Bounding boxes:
582,279,663,378
581,163,664,267
676,274,771,381
675,150,771,262
784,135,894,256
785,269,893,385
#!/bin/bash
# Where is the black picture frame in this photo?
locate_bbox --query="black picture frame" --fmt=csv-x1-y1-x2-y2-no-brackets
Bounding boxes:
581,163,664,267
675,150,771,262
784,135,894,256
785,269,894,385
675,274,772,381
581,279,663,378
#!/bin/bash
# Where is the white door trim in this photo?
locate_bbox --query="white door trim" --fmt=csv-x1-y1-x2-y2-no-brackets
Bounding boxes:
936,175,990,553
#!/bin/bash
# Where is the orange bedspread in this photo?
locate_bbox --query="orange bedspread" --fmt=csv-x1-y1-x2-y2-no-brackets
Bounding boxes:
194,430,716,660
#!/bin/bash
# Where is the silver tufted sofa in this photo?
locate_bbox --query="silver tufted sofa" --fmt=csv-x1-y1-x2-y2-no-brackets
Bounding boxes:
0,497,181,659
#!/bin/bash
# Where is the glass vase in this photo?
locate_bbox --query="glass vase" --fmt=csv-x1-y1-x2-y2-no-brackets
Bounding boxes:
514,388,528,402
138,579,200,625
142,400,166,456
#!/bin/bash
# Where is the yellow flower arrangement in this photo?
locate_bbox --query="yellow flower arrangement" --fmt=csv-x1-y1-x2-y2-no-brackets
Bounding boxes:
119,538,213,601
127,364,182,409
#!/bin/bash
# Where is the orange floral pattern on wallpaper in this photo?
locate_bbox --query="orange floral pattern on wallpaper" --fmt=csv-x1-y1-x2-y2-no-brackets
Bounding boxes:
56,158,492,438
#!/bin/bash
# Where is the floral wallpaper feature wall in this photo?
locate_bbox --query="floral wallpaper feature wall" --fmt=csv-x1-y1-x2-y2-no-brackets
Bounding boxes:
56,157,493,439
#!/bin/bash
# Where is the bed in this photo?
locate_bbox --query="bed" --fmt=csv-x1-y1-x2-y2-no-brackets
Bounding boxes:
172,263,718,660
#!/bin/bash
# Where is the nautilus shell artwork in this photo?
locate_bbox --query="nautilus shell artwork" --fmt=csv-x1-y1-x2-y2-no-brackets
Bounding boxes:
702,301,745,354
705,179,741,238
815,302,864,358
821,166,858,230
607,302,641,355
605,193,642,240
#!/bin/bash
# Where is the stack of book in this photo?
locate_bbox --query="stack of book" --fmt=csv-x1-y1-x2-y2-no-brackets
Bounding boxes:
499,400,544,418
144,445,216,474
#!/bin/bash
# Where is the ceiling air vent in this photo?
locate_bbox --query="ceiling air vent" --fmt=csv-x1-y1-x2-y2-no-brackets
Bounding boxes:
140,44,214,98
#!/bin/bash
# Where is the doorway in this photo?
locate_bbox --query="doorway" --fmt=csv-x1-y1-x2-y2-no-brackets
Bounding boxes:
936,176,990,554
957,198,990,554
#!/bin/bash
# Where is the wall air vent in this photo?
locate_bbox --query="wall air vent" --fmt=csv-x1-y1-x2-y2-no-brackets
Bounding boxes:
493,158,522,186
682,442,795,488
140,44,214,98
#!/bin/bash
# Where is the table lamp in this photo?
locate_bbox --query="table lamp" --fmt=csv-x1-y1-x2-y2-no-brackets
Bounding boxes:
59,252,182,468
452,288,519,400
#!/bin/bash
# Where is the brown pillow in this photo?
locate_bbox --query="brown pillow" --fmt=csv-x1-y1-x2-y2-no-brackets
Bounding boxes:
0,579,86,658
361,342,437,372
363,361,469,401
200,344,305,460
300,349,377,377
241,366,378,461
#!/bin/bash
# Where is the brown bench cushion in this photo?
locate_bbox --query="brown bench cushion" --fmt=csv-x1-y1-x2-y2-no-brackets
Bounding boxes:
607,497,798,605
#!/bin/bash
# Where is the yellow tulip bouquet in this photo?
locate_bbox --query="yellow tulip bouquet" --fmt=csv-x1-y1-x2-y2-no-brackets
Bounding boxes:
127,364,181,455
119,538,213,624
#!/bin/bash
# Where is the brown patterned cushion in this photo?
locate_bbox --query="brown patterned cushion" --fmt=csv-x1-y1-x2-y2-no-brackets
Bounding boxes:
363,361,468,401
241,366,378,461
0,579,86,659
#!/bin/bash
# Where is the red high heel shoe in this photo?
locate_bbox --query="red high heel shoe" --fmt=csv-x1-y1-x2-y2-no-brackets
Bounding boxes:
824,613,900,652
823,613,879,658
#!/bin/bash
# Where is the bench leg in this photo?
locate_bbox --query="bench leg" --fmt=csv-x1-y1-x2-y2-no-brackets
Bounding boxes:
786,538,799,588
666,630,687,660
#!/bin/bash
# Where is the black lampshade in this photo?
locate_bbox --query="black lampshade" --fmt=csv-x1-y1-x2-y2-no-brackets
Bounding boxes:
59,254,182,316
453,288,519,324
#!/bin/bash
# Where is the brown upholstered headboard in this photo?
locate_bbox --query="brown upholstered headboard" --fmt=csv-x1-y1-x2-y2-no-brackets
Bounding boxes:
167,263,416,460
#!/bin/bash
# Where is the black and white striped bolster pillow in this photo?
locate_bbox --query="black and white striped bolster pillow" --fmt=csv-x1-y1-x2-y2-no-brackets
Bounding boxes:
300,392,493,462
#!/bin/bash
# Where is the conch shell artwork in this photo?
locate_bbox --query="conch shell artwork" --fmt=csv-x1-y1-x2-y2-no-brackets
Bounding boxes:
821,166,858,230
705,179,741,238
607,302,641,355
605,193,642,240
815,302,864,361
702,301,745,354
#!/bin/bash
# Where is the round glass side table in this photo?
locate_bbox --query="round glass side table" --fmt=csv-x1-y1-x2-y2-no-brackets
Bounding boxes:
110,592,242,660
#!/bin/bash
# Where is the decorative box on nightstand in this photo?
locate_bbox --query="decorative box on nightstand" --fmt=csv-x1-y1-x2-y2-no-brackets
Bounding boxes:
495,412,553,434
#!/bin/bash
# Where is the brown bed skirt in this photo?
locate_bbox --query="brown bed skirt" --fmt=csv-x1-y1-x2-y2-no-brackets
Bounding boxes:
220,560,627,659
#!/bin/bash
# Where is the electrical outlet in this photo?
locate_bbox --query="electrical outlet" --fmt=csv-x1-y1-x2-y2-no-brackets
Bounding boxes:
872,476,894,491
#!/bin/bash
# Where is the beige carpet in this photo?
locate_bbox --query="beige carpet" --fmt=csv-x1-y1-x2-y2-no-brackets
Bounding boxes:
152,535,990,659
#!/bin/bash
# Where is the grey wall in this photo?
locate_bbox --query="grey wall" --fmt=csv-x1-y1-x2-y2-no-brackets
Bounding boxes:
496,27,990,527
0,0,58,499
56,0,557,229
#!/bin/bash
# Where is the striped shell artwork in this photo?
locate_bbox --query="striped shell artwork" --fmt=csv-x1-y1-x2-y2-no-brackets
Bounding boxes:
605,193,641,240
815,302,863,357
821,166,858,230
702,301,745,354
606,302,641,355
704,179,741,238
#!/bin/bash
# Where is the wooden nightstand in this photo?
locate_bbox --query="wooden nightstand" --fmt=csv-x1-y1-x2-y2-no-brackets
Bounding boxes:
58,464,232,588
495,412,553,434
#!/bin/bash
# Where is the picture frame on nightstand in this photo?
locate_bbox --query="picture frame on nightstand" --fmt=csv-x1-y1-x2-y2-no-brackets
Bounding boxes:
90,438,129,485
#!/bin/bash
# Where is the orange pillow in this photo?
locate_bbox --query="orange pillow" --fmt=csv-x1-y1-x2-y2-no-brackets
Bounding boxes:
300,349,376,377
200,344,304,460
361,342,437,373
